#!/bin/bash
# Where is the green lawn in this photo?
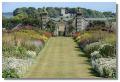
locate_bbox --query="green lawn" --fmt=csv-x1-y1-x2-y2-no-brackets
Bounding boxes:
24,37,99,78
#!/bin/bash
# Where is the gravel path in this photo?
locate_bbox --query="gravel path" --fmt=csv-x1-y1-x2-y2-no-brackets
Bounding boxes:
24,37,99,79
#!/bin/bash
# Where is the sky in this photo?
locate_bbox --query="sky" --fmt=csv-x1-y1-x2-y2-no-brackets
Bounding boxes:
2,2,116,13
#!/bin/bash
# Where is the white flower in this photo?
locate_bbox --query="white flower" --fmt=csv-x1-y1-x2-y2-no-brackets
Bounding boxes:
91,57,116,78
26,50,36,58
2,57,35,76
90,51,101,60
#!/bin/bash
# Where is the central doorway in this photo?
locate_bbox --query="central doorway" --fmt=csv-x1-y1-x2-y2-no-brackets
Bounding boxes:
58,31,65,36
58,21,65,36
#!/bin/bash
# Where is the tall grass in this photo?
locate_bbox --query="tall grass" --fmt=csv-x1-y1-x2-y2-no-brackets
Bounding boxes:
2,29,50,59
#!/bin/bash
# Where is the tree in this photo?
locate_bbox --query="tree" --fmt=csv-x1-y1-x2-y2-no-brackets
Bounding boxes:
103,12,115,17
13,13,28,20
13,7,27,16
67,19,75,33
46,20,56,33
26,7,37,18
2,17,21,30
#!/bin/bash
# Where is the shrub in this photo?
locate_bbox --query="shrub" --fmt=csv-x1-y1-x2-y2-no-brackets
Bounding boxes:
84,42,102,56
92,21,106,27
90,51,102,60
2,68,19,78
99,44,116,57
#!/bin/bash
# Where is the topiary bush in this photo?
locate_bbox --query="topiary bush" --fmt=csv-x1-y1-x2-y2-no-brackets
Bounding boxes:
99,44,116,57
90,51,102,60
84,42,102,56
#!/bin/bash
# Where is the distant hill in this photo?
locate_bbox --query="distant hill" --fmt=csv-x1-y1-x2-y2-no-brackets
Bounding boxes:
12,7,116,18
2,12,13,18
45,7,116,18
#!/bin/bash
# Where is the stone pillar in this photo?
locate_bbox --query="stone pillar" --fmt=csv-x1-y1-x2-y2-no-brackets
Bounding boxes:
75,8,83,32
41,8,48,29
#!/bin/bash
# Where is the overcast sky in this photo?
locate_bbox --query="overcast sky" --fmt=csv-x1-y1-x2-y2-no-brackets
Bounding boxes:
2,2,116,13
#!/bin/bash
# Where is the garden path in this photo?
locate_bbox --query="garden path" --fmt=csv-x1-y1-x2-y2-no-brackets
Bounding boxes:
24,37,99,79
